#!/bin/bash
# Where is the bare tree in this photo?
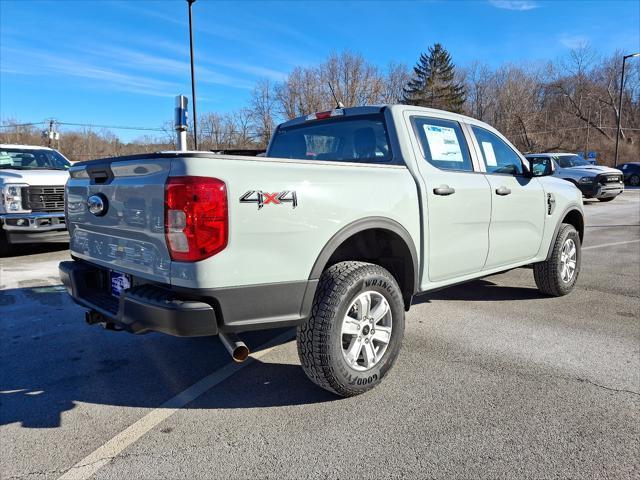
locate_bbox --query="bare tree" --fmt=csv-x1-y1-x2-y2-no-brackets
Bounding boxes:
274,50,389,119
463,61,494,121
250,79,277,147
3,46,638,165
380,62,411,104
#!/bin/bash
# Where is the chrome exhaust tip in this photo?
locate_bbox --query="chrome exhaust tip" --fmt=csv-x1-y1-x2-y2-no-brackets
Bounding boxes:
219,332,250,362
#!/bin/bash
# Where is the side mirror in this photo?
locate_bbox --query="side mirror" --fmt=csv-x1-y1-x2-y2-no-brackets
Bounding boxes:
527,157,553,177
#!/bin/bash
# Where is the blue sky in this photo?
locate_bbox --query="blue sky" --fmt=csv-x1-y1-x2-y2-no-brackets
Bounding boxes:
1,0,639,141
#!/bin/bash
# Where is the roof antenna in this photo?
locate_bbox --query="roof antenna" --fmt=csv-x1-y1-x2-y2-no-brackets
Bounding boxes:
327,82,345,109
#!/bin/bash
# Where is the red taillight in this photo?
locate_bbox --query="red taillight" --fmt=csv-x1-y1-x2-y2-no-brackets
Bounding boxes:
164,176,228,262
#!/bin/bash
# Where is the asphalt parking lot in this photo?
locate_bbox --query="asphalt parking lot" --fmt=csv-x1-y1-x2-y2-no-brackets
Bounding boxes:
1,190,639,480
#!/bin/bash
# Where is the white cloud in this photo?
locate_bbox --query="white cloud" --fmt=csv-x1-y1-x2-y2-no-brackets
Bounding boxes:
110,2,310,68
559,33,590,49
489,0,539,11
94,37,287,83
199,56,288,82
1,47,178,97
79,45,256,89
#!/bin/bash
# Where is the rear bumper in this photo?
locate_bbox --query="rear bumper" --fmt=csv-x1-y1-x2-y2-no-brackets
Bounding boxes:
1,212,68,244
59,260,218,337
59,260,316,337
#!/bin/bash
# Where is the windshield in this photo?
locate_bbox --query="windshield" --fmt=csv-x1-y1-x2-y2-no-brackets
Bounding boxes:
0,148,71,170
268,114,395,164
555,154,591,168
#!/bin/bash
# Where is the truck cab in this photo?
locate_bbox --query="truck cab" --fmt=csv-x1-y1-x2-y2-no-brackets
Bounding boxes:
0,145,70,255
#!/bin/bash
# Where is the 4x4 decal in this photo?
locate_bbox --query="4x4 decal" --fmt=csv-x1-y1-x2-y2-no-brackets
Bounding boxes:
240,190,298,210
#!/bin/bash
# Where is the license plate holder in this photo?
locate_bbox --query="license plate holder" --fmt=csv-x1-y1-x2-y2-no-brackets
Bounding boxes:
110,271,131,298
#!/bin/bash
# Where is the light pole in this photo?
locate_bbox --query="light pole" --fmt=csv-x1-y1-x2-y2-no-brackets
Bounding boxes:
614,52,640,166
187,0,198,150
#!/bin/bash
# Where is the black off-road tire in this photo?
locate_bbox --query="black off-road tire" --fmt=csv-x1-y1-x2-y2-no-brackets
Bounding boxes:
533,223,581,297
597,196,616,202
296,261,405,397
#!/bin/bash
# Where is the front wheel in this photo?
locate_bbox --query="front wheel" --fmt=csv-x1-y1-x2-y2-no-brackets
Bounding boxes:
533,224,581,296
628,174,640,186
597,196,616,202
297,261,405,397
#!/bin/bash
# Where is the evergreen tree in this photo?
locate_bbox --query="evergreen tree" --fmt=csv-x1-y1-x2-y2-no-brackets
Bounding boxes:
402,43,466,113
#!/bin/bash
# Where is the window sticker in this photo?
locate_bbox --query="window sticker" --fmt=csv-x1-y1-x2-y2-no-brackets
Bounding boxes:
423,125,463,162
481,141,498,167
0,153,12,166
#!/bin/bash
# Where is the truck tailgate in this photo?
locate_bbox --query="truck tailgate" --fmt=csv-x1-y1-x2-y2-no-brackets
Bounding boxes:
66,157,172,283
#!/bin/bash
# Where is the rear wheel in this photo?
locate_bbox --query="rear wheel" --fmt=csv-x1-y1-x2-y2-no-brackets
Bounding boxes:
597,196,616,202
533,224,581,296
297,261,405,397
628,174,639,186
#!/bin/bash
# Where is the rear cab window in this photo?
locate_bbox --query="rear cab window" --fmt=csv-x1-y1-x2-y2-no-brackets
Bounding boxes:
268,113,397,164
411,117,473,172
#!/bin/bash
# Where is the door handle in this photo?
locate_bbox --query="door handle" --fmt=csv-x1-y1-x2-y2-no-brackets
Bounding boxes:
495,186,512,196
433,185,455,196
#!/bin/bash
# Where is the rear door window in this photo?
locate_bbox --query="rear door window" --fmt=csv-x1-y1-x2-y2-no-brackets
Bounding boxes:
411,117,473,172
268,114,394,164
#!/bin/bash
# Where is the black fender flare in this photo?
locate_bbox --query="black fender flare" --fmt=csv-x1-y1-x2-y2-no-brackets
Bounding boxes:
308,216,420,295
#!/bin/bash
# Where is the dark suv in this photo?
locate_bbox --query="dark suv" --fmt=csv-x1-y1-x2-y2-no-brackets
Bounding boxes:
617,162,640,186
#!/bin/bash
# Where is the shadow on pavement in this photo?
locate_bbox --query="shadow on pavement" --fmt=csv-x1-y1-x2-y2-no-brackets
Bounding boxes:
3,242,69,258
413,278,544,305
0,285,335,429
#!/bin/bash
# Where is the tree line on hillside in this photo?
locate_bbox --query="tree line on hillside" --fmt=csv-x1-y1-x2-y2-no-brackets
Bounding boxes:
2,44,638,164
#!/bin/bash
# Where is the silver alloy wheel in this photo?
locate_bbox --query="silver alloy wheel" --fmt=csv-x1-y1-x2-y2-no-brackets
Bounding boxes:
560,238,577,283
340,291,393,371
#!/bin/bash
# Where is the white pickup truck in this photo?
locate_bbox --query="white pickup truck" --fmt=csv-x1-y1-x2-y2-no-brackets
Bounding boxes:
1,145,70,255
59,105,584,396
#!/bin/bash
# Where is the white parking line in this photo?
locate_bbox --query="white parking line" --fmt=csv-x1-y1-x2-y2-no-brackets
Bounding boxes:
583,239,640,250
57,331,294,480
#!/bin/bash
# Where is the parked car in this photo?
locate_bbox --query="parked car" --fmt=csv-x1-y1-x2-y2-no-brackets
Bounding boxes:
616,162,640,186
0,144,70,256
525,152,624,202
59,105,584,397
